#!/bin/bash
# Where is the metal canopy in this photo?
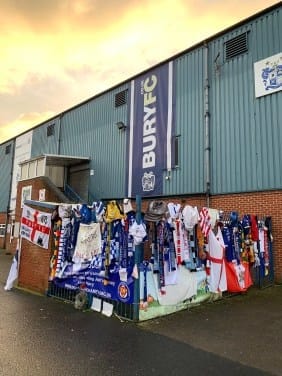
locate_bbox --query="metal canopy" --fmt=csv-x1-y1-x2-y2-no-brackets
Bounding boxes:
44,154,90,167
19,154,90,167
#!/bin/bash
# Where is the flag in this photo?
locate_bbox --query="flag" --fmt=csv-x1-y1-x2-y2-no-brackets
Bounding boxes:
4,241,20,291
20,205,52,249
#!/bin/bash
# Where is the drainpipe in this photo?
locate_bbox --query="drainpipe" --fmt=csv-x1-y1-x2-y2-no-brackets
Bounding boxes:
204,43,211,207
4,141,15,250
57,113,62,155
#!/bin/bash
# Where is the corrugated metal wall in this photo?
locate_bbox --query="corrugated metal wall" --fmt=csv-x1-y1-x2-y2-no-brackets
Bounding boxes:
59,84,129,200
252,7,282,191
209,6,281,194
31,117,61,157
0,141,14,211
164,48,205,196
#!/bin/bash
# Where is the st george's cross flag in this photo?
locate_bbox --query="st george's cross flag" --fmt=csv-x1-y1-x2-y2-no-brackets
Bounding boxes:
20,205,52,249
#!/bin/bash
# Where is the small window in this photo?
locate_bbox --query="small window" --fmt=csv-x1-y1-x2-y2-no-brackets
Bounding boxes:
47,124,55,137
225,32,248,61
5,144,11,154
0,224,6,237
115,90,128,107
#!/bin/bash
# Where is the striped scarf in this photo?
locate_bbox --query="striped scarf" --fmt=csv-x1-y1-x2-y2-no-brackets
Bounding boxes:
199,207,211,238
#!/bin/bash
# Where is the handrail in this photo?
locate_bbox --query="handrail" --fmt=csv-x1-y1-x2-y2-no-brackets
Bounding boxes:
64,183,84,204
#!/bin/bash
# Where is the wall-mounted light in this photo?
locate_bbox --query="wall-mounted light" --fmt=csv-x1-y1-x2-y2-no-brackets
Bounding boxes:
116,121,127,131
165,169,171,181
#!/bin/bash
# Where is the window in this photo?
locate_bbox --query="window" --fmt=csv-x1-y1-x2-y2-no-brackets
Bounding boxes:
0,224,6,237
114,90,128,107
5,144,11,154
21,163,29,180
47,123,55,137
20,157,45,180
225,32,249,61
36,158,45,176
29,161,37,177
174,135,180,167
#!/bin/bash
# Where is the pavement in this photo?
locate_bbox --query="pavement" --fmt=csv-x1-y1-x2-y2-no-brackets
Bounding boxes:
1,248,282,375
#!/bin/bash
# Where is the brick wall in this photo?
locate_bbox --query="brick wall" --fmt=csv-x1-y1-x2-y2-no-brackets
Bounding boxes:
0,212,7,249
18,236,52,294
5,177,65,294
17,202,53,295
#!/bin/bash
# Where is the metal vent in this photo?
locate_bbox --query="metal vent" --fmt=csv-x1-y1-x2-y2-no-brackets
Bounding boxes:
5,144,11,154
225,32,248,60
47,124,55,137
114,90,127,107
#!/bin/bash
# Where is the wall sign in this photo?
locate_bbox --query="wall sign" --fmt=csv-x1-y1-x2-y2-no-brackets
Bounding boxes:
254,52,282,98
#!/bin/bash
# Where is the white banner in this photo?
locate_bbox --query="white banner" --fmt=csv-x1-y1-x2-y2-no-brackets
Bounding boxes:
20,205,52,249
73,223,102,262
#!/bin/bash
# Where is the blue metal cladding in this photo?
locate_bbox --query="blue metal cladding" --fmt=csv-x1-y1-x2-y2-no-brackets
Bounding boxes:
31,117,61,157
209,5,281,194
59,84,129,200
0,141,14,211
164,49,205,195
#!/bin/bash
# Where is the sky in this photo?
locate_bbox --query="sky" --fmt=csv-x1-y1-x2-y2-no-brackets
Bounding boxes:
0,0,279,144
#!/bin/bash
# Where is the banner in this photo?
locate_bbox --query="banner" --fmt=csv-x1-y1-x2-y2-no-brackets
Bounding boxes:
127,61,175,197
20,205,52,249
53,263,134,304
73,223,102,261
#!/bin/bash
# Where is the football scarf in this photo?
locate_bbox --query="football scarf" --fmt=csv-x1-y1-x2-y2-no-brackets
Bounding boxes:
126,211,136,268
49,219,62,280
199,207,211,238
55,218,68,277
157,221,166,292
180,222,190,264
100,223,111,278
164,222,176,272
140,260,150,303
152,223,160,273
174,219,182,265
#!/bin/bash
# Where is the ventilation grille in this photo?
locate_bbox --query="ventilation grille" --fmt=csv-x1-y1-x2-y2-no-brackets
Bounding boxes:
114,90,128,107
225,32,248,60
47,124,55,137
5,144,11,154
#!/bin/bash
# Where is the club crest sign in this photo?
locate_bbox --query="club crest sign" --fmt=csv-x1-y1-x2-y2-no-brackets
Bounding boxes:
254,52,282,98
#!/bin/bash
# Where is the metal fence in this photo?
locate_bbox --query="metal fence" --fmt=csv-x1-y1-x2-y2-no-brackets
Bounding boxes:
47,282,136,321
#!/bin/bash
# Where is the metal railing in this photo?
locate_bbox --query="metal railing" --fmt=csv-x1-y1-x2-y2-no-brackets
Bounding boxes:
64,183,84,203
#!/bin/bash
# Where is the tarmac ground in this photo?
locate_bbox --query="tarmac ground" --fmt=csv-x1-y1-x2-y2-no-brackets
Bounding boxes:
1,248,282,375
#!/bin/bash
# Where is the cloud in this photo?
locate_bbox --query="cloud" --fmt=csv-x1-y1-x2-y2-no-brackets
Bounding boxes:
0,111,55,143
0,0,279,143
